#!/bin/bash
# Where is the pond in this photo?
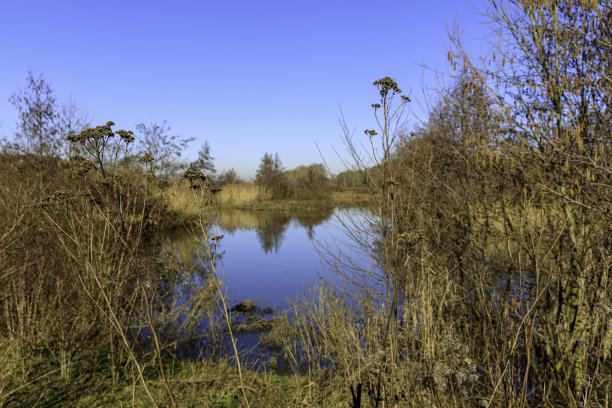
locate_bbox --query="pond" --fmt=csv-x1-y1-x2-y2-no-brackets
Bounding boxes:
167,207,379,311
157,205,535,374
160,206,380,366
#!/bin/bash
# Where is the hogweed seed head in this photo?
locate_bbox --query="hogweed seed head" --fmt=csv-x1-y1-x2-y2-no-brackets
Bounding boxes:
74,160,95,176
116,129,135,144
373,76,401,97
183,169,206,182
67,122,115,143
156,179,172,191
138,153,154,164
38,190,77,210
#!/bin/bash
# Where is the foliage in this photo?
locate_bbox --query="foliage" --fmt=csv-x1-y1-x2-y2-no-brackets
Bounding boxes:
255,152,288,198
284,163,330,200
216,168,240,185
334,169,369,187
5,71,89,190
8,70,59,157
447,0,612,402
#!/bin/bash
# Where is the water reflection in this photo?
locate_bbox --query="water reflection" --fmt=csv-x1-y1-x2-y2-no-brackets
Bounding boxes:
213,208,334,254
155,207,370,365
164,207,359,311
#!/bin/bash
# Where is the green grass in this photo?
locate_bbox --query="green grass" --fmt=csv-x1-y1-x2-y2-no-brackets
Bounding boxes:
0,350,339,408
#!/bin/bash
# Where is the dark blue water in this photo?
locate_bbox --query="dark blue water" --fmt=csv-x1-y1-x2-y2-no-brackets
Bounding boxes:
205,207,377,310
159,207,378,366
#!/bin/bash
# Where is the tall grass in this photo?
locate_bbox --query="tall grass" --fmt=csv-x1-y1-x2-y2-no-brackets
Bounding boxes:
260,75,611,408
217,183,263,207
1,126,225,407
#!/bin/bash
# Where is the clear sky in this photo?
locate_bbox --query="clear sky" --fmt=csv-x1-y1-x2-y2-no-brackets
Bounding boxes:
0,0,490,179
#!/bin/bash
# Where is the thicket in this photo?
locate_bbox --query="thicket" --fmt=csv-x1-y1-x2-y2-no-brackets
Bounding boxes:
254,152,331,201
265,1,611,407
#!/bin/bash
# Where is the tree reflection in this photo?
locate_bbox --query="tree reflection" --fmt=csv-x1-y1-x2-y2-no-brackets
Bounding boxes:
212,208,334,253
256,213,290,253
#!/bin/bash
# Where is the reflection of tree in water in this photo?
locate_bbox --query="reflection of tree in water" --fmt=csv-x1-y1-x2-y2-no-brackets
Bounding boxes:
163,226,226,282
256,208,334,253
256,212,290,253
213,208,334,253
294,208,334,241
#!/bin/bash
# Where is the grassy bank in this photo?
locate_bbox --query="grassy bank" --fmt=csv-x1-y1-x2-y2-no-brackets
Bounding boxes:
0,345,343,407
163,181,372,219
0,141,368,407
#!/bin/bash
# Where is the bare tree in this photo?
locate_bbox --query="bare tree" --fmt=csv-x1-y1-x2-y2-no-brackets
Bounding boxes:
136,121,194,177
188,141,216,179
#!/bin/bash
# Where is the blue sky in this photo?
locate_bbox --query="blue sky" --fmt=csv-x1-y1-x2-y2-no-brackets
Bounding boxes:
0,0,490,179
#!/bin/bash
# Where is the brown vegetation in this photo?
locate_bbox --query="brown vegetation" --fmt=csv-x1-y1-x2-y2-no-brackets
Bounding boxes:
264,2,611,406
1,1,610,407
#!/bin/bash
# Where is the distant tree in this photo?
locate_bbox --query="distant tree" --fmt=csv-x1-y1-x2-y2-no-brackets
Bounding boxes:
135,121,193,177
255,152,287,197
8,70,59,158
58,96,90,159
285,163,329,199
216,168,239,185
188,141,216,179
334,169,369,187
7,71,89,187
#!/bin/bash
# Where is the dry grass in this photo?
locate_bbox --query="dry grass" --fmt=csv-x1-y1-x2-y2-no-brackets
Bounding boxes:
162,181,371,218
330,187,373,208
217,183,264,207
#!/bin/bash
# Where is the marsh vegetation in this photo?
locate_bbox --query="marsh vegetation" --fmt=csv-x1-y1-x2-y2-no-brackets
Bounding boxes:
1,1,611,407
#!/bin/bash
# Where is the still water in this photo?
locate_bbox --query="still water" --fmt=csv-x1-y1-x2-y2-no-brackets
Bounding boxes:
160,206,530,369
184,207,376,309
160,207,377,364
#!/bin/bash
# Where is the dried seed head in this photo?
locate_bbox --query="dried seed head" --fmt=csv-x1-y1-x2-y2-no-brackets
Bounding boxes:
38,190,77,210
156,179,172,191
373,76,401,97
74,160,95,176
116,129,135,144
138,153,154,164
67,122,115,143
183,169,206,182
